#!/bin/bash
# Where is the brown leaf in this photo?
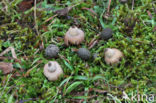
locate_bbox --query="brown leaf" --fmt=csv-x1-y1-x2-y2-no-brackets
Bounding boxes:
18,0,34,12
18,0,42,12
0,62,13,74
54,6,73,16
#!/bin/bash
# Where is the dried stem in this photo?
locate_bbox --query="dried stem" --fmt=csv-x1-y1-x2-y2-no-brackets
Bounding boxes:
34,0,40,36
107,0,111,13
0,47,17,59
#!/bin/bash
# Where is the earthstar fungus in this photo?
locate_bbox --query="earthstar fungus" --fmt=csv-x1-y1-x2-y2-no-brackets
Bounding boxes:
100,28,113,40
77,48,91,60
44,61,63,81
64,26,85,45
104,48,123,65
45,44,59,58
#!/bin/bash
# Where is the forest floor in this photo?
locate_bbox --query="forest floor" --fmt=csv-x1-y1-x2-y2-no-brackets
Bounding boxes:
0,0,156,103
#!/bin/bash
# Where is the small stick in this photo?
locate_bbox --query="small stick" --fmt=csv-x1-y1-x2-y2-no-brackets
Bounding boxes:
0,47,17,59
34,0,40,36
132,0,134,10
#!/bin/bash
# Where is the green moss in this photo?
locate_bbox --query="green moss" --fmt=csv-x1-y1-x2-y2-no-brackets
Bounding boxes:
0,0,155,102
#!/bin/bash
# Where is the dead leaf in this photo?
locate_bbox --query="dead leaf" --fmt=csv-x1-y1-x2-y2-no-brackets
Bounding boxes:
18,0,42,12
0,62,13,74
18,0,34,12
54,3,81,16
54,6,73,16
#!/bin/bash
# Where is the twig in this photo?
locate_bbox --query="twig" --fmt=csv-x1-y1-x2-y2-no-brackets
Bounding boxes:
0,47,17,59
34,0,40,36
132,0,134,10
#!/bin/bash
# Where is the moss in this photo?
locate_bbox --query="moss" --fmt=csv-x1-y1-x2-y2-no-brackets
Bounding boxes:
0,0,155,102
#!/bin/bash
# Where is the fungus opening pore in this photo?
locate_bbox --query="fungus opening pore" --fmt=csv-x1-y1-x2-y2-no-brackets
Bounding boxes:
48,62,56,72
106,49,115,58
69,28,79,36
48,62,51,67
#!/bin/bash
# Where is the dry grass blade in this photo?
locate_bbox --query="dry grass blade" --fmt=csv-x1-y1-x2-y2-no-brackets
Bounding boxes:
45,14,57,22
88,40,98,50
34,0,40,36
0,47,17,59
107,0,111,13
82,7,97,16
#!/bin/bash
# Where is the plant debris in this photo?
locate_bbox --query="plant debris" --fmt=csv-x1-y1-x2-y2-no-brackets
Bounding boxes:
0,47,17,59
0,62,13,74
